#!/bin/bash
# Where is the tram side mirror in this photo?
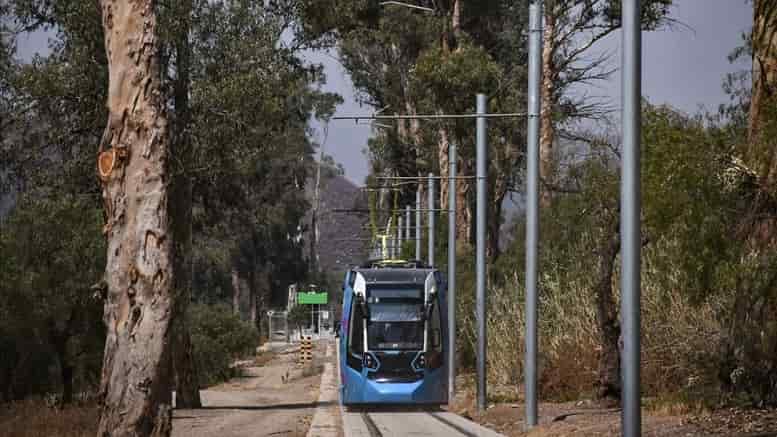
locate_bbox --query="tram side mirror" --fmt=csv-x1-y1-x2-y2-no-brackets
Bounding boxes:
424,299,435,321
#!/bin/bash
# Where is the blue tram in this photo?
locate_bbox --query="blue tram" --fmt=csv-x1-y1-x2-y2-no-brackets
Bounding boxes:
338,259,448,405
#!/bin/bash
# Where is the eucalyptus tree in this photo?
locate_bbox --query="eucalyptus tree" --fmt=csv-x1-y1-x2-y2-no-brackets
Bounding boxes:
716,0,777,405
1,0,113,407
536,0,672,205
332,1,528,256
748,0,777,189
95,0,177,433
188,0,340,324
0,196,106,405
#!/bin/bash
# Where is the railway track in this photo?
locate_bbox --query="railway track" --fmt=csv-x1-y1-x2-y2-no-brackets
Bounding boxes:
352,409,495,437
360,411,383,437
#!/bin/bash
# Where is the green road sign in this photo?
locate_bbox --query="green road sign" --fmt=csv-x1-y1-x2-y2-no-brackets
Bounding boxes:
298,292,328,305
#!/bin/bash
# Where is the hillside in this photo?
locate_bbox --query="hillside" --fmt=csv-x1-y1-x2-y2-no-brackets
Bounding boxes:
306,171,370,276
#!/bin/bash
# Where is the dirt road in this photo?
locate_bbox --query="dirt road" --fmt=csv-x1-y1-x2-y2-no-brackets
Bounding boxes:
173,342,333,437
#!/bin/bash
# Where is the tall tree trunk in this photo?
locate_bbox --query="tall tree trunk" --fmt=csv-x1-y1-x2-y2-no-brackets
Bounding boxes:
749,0,777,191
452,0,462,40
51,329,73,405
61,358,74,406
540,7,557,207
456,159,472,248
248,268,257,326
171,315,199,408
231,267,241,316
169,0,201,409
49,310,77,405
97,0,175,435
594,220,621,404
487,178,506,260
404,100,422,147
438,125,450,212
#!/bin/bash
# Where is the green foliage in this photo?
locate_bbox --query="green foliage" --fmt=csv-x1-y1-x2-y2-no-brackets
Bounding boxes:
478,101,777,406
188,304,259,387
188,0,341,309
0,195,105,401
4,0,106,196
287,304,310,331
413,44,501,114
2,0,347,402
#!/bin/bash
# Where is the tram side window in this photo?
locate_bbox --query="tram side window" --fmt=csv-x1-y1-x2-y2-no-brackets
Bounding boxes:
347,300,364,370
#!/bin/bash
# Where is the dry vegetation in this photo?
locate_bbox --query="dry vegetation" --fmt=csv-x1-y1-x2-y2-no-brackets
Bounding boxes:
0,400,99,437
458,254,723,404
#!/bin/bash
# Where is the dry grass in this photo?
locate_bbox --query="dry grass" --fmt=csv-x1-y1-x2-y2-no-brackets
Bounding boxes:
459,245,724,404
0,399,99,437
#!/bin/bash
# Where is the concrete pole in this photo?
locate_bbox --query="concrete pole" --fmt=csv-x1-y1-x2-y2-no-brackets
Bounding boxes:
621,1,642,435
416,188,422,260
447,142,457,402
525,0,542,428
475,93,488,412
428,173,435,267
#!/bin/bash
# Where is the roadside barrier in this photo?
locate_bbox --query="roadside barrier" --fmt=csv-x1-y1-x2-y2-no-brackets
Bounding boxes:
298,335,313,365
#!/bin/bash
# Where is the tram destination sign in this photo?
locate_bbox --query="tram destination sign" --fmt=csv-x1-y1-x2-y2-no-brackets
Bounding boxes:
298,291,328,305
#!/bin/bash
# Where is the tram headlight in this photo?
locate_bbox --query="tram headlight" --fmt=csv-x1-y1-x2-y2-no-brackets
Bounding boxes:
363,352,379,370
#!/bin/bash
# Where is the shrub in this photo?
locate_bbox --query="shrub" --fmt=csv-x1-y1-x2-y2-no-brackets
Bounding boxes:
188,303,259,387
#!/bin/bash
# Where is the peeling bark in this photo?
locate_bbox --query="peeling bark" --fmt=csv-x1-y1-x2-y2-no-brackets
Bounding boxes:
540,6,557,208
438,125,450,212
455,159,472,248
749,0,777,190
452,0,462,39
97,1,175,435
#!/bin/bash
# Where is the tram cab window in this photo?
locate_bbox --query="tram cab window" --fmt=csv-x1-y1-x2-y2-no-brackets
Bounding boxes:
367,300,424,351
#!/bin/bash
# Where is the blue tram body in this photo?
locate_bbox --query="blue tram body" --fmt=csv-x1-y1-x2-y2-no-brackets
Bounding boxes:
338,260,448,405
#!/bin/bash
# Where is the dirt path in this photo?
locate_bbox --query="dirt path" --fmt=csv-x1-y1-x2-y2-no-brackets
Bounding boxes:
173,342,332,437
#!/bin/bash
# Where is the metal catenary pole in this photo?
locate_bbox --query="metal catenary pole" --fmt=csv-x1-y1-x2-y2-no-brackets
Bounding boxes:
476,93,488,411
398,216,404,257
268,311,274,345
393,221,398,259
447,142,457,402
621,0,642,435
416,188,422,260
525,0,542,428
428,173,435,267
405,205,411,256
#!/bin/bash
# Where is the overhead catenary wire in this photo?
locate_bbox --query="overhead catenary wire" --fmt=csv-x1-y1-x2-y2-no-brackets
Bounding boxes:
332,112,526,121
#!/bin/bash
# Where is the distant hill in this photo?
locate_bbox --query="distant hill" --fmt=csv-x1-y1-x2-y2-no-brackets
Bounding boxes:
305,172,370,275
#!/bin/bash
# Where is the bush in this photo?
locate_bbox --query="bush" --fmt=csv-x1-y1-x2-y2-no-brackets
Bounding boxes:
453,104,777,407
188,304,259,387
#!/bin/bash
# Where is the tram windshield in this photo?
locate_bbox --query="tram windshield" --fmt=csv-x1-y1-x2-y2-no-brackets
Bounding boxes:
366,286,427,351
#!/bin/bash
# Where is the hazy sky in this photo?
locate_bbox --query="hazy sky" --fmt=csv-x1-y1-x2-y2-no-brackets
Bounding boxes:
309,0,754,184
15,1,754,185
